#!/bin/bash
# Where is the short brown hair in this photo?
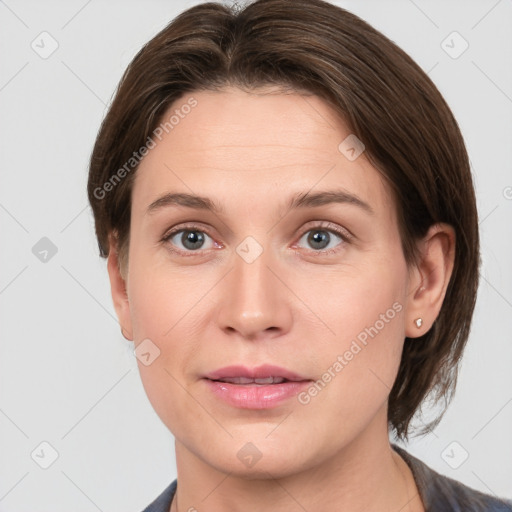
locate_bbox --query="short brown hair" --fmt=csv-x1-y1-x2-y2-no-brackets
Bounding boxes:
87,0,480,440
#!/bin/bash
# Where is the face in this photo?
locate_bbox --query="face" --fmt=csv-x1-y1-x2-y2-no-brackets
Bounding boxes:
115,87,414,477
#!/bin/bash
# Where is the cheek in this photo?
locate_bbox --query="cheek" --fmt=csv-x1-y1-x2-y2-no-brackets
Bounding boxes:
125,249,210,423
296,258,406,348
126,276,193,438
126,241,199,341
292,261,407,414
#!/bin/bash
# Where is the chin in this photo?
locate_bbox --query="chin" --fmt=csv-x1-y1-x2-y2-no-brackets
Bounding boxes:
213,452,309,481
194,432,317,479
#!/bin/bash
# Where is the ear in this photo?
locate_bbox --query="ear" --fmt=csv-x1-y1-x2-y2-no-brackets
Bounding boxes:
106,233,133,341
405,223,456,338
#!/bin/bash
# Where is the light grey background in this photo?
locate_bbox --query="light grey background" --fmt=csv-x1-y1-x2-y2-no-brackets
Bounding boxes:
0,0,511,510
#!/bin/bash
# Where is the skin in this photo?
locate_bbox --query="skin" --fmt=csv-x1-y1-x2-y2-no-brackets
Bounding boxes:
108,87,455,512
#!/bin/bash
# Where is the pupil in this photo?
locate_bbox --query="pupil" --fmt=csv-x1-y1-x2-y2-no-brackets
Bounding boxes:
309,230,329,249
183,231,204,250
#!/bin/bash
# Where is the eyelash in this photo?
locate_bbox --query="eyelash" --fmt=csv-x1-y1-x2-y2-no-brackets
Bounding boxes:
161,221,352,257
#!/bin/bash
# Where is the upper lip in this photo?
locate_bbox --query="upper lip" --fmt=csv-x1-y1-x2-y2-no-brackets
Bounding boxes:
204,365,310,382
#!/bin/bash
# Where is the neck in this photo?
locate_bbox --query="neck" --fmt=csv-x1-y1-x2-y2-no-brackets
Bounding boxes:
170,411,423,512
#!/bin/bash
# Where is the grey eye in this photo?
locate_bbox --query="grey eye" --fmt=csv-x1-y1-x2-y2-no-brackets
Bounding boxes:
297,229,343,252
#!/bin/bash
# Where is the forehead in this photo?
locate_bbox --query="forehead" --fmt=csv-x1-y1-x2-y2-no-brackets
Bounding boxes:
132,87,393,216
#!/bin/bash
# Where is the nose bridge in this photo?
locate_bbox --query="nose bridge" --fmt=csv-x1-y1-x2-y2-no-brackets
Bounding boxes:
217,238,292,338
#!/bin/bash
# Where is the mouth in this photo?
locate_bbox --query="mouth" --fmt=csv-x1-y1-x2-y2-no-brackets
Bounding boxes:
203,365,311,409
204,364,309,382
208,376,292,385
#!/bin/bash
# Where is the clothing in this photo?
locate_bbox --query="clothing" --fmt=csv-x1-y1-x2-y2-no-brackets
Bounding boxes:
141,443,512,511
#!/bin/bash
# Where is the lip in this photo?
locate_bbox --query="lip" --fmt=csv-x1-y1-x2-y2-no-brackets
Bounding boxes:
203,364,311,409
204,364,308,382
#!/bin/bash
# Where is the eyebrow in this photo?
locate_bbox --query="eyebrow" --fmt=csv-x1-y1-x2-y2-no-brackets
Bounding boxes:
146,189,374,216
288,189,374,214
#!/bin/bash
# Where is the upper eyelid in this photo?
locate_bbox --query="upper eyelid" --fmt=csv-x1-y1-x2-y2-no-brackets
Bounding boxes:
303,220,352,237
163,221,349,238
163,222,216,241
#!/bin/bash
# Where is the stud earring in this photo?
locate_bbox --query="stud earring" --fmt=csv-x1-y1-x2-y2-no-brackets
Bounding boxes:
414,318,423,329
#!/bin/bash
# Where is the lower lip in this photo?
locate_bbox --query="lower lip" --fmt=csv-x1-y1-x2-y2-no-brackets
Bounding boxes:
204,379,311,409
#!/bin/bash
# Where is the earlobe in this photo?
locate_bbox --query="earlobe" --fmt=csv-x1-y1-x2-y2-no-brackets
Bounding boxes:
405,223,456,338
106,234,134,341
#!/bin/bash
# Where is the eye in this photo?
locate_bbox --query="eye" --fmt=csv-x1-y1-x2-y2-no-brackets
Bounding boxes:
295,222,350,255
162,221,351,257
162,225,218,255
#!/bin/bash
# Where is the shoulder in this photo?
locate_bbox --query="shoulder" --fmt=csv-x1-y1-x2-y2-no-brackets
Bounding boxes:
392,444,512,512
140,479,177,512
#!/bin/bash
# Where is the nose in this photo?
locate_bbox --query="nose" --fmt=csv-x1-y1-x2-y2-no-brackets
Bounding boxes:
216,244,294,341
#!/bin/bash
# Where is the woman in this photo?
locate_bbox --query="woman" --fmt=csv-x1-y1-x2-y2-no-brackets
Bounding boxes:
87,0,512,510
